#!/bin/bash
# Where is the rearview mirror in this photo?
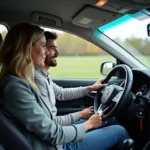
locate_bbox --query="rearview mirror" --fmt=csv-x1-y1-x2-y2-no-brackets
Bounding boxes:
147,24,150,36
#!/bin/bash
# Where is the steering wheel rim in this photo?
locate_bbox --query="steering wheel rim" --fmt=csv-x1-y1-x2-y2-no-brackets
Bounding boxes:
94,64,133,121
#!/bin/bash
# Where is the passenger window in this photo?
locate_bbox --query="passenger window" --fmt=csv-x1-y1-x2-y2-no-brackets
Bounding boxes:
42,27,116,79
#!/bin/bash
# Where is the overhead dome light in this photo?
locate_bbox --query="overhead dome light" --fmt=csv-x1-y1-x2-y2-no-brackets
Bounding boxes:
96,0,108,7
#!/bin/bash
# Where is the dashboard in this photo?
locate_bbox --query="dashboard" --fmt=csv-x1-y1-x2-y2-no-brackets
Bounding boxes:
132,69,150,99
117,69,150,99
101,68,150,142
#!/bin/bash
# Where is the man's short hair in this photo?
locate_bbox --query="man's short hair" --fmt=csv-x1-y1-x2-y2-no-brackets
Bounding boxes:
44,31,58,41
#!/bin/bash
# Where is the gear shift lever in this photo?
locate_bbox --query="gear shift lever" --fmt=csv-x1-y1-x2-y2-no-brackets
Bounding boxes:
122,139,134,150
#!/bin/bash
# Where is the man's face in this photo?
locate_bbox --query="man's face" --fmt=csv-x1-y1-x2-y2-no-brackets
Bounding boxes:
45,39,59,67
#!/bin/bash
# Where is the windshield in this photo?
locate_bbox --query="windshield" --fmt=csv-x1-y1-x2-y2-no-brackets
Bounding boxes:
98,10,150,68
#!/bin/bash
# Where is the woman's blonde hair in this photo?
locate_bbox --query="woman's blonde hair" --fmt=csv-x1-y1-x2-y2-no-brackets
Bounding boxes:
0,22,44,92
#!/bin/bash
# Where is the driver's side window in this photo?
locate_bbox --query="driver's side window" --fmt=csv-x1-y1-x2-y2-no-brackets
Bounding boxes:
42,27,116,79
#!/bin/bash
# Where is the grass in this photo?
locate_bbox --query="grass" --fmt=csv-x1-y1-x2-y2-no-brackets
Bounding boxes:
49,56,115,79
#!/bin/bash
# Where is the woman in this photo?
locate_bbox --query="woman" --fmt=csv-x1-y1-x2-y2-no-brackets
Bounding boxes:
0,23,129,150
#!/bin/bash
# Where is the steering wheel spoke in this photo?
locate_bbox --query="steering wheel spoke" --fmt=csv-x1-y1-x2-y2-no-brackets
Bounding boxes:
97,103,106,111
120,79,127,88
97,103,108,114
98,103,116,116
112,91,123,103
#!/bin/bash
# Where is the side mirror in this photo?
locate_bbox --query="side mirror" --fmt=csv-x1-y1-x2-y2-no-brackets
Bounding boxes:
147,24,150,37
100,62,116,75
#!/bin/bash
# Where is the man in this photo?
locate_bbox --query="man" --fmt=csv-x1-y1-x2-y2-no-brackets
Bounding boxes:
34,31,108,125
34,31,130,150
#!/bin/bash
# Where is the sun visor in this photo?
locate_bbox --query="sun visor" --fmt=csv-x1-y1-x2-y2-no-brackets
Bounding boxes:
72,5,120,29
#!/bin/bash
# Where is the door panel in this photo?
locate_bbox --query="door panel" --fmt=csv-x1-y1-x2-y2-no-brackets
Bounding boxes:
53,79,96,88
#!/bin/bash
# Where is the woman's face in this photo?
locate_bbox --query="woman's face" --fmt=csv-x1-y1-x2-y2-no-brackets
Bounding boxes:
31,35,48,67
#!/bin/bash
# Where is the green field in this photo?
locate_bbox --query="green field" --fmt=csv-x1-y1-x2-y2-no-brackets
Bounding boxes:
49,56,115,79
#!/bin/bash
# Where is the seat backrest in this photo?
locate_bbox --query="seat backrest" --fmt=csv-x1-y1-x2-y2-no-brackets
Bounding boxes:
0,101,33,150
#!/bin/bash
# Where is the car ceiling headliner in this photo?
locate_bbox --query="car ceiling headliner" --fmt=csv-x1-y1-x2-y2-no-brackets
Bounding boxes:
0,0,149,40
0,0,86,21
0,0,95,39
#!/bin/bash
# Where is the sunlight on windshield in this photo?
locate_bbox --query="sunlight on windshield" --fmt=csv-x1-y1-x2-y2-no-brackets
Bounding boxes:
98,10,150,68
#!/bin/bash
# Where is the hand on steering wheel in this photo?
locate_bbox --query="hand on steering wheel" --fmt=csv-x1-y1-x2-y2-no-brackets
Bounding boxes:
94,65,133,121
87,79,108,92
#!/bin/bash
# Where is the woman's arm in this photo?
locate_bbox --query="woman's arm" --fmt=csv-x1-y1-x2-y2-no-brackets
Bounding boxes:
4,78,85,145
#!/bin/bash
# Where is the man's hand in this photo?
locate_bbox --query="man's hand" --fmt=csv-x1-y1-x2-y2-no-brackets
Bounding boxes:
87,79,108,92
83,112,102,131
79,106,93,119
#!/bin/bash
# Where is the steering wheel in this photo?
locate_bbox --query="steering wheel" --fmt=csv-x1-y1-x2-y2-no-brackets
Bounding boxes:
94,65,133,121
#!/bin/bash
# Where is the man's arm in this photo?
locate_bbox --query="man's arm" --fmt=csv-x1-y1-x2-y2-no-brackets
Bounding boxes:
52,79,107,101
35,78,81,125
53,82,89,101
